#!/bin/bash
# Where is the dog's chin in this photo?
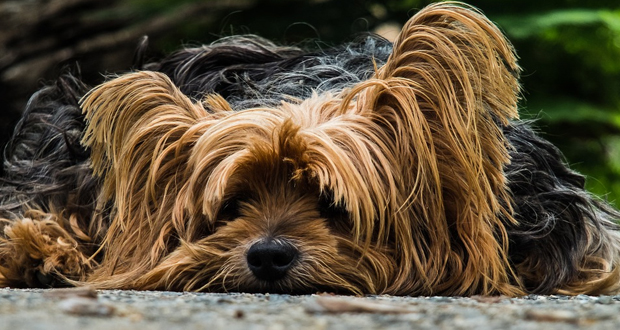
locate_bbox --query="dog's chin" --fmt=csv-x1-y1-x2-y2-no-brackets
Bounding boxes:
238,281,355,295
217,268,368,295
228,272,334,294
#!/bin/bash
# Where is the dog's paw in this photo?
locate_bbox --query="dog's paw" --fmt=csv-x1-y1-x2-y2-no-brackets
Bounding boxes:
0,217,93,287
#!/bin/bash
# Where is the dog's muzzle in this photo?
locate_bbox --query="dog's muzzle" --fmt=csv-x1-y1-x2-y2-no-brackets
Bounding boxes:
246,239,298,282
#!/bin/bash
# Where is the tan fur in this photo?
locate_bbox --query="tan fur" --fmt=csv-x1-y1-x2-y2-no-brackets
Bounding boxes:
0,210,94,287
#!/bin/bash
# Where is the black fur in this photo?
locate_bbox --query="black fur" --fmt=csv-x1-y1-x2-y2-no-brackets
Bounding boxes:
505,122,620,293
144,35,391,109
0,73,95,219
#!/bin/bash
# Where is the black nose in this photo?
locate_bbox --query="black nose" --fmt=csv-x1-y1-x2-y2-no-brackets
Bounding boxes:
246,240,298,281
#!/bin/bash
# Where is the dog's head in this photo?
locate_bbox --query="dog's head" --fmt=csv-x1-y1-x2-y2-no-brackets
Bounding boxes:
80,3,523,296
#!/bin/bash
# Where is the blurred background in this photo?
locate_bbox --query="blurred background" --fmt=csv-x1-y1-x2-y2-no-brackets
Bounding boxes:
1,0,620,206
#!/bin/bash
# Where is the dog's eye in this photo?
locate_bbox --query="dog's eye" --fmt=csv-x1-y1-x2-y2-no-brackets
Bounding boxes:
217,198,242,221
319,192,352,233
318,191,348,219
217,193,253,221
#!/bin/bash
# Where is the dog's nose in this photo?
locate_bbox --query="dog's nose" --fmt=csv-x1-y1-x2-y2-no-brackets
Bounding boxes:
246,240,298,281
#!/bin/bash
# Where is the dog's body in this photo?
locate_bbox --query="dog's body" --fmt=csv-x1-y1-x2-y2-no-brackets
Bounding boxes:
1,2,620,296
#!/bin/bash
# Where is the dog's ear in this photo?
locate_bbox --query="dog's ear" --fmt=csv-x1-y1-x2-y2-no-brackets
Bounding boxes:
349,3,522,295
81,71,216,213
80,71,227,283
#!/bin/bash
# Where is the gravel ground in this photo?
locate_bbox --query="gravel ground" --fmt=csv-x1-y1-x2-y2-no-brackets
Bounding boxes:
1,288,620,329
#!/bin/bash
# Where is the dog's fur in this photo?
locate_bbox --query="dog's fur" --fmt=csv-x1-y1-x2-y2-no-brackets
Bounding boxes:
2,2,620,296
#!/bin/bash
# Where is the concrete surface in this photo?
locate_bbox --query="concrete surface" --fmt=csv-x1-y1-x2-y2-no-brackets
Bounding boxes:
1,288,620,329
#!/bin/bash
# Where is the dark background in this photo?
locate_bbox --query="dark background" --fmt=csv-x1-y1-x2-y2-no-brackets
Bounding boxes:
2,0,620,206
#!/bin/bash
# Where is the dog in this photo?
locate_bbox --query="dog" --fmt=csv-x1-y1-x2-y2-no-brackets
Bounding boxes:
1,2,620,296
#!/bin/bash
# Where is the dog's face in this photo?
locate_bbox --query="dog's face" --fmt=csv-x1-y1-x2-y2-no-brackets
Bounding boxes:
80,3,524,296
128,95,397,294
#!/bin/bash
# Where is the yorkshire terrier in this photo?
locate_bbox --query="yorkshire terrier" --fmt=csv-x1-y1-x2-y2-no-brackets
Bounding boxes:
1,2,620,296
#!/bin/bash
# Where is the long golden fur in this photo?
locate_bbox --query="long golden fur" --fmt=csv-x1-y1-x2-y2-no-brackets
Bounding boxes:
2,2,620,296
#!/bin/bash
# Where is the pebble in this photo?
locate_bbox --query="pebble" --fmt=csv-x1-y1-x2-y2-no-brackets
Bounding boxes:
524,309,579,323
58,297,116,316
597,296,614,304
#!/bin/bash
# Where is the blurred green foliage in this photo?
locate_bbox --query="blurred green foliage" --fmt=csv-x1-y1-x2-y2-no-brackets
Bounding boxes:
126,0,620,206
484,1,620,206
